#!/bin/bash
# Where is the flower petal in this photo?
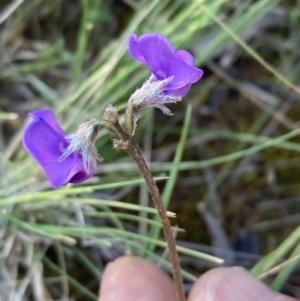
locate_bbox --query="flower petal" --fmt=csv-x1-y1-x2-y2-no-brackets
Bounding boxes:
176,50,195,66
130,33,203,90
23,116,92,187
69,160,96,183
30,109,66,137
164,84,192,97
128,33,147,63
164,51,197,96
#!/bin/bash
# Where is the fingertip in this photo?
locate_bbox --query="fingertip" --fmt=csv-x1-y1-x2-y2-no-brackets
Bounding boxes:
188,267,297,301
99,256,176,301
188,267,230,301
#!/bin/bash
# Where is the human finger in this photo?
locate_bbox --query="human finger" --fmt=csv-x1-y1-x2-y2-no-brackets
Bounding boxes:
188,267,297,301
99,256,177,301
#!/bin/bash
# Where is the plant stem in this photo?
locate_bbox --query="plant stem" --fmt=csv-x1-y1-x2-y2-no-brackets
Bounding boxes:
112,120,186,301
126,140,186,301
128,140,186,301
124,103,135,136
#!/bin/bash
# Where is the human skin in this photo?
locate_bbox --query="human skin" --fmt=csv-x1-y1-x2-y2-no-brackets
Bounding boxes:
99,256,297,301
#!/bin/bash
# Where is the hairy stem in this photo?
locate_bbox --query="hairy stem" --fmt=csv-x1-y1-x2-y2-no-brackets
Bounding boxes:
95,119,122,138
127,143,186,301
113,121,185,301
124,103,135,136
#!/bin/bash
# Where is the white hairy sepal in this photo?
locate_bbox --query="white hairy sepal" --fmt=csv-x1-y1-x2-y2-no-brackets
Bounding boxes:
129,76,182,115
60,119,102,174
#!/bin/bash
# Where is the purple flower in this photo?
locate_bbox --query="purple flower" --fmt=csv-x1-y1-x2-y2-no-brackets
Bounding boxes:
128,33,203,97
23,109,100,188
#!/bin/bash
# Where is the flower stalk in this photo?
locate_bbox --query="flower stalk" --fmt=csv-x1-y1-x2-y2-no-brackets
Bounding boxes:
126,141,186,301
111,115,186,301
124,103,135,136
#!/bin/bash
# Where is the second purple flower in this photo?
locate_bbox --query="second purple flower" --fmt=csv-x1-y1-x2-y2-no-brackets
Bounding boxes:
128,33,203,97
22,109,101,188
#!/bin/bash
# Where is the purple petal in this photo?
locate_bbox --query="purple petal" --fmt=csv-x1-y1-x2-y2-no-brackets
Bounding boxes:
128,33,147,63
69,161,96,183
23,114,93,187
30,109,66,138
129,33,203,90
176,50,195,66
164,84,192,97
165,52,197,96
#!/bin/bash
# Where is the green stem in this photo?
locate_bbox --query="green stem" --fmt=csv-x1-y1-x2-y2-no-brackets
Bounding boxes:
95,119,122,138
124,102,135,136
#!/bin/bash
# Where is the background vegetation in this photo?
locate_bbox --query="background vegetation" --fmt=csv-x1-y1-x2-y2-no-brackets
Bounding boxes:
1,0,300,300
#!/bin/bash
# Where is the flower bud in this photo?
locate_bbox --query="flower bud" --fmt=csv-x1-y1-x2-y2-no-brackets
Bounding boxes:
105,105,119,124
113,139,128,150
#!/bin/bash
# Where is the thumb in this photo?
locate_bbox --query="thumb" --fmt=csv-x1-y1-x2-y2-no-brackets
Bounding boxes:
188,267,297,301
